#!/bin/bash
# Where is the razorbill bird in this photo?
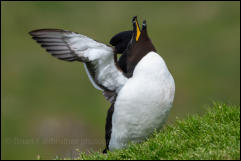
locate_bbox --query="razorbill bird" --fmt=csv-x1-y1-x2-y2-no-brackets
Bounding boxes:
104,17,175,152
29,16,175,153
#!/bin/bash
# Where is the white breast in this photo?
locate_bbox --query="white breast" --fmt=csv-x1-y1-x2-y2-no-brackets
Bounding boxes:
109,51,175,150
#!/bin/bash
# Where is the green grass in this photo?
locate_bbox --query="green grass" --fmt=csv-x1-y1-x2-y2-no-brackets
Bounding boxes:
60,103,240,160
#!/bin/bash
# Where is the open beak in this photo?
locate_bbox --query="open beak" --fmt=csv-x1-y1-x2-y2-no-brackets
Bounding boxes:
132,16,141,42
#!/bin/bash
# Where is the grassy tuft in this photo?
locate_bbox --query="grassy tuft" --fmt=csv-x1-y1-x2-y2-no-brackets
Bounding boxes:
60,103,240,160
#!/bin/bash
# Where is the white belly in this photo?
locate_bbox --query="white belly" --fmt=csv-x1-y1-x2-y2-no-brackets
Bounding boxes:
109,52,175,150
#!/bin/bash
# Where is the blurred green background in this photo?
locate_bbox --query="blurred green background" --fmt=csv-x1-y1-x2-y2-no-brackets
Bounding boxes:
1,1,240,160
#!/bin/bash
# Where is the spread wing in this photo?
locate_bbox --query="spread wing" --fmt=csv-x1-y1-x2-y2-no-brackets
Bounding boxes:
29,29,128,100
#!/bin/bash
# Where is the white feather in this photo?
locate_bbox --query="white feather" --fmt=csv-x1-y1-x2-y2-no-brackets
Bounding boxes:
109,51,175,150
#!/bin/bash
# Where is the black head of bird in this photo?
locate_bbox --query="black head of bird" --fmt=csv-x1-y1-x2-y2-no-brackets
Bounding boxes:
109,16,153,76
126,17,156,77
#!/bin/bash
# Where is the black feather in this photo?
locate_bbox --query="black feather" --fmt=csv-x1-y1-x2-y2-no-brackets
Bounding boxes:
109,31,132,54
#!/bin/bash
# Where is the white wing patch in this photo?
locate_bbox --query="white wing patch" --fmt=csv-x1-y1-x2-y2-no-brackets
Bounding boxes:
29,29,128,95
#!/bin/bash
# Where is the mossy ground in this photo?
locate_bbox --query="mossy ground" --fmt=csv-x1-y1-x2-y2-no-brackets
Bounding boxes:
57,103,240,160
